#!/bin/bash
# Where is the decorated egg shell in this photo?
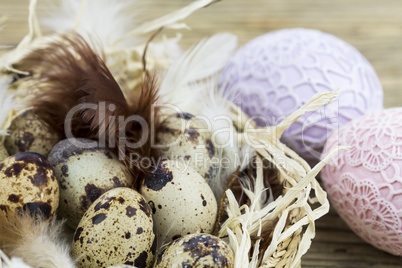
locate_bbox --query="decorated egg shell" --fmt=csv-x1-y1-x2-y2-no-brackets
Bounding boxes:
321,108,402,256
48,138,134,229
220,28,383,164
154,112,218,185
0,152,59,219
72,187,156,268
140,159,218,243
4,110,59,157
154,233,234,268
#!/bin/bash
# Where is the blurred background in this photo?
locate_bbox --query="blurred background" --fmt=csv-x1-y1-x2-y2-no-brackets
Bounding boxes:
1,0,402,267
2,0,402,108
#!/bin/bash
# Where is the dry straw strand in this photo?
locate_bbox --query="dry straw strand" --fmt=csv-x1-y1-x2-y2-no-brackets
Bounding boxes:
219,90,342,267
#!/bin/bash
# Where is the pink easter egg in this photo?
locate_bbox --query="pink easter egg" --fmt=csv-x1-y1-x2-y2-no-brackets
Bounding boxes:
220,28,383,165
321,108,402,256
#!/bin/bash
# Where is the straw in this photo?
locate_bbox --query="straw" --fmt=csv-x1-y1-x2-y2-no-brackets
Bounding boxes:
219,90,342,267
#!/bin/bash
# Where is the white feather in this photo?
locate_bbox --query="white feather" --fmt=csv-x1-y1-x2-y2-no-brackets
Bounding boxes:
116,0,216,40
158,33,237,112
7,258,34,268
0,18,13,137
0,215,75,268
0,76,14,136
39,0,143,48
0,250,33,268
157,32,245,198
195,79,255,198
146,36,183,67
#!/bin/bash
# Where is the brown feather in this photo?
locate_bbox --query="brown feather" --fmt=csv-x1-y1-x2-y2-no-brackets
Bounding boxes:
18,34,101,138
78,56,129,136
18,33,158,181
123,75,159,181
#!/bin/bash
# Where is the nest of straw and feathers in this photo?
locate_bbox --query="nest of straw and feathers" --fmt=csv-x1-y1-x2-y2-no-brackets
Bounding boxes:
0,1,341,267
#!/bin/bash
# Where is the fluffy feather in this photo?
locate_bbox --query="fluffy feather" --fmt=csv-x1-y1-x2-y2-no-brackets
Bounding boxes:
0,251,33,268
0,17,15,137
197,78,255,198
0,76,14,136
111,74,159,178
17,34,103,138
18,33,157,181
0,213,75,268
39,0,143,48
158,33,237,113
156,33,239,197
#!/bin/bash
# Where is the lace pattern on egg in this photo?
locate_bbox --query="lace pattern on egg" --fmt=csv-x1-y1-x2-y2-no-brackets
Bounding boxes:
322,108,402,256
220,28,384,163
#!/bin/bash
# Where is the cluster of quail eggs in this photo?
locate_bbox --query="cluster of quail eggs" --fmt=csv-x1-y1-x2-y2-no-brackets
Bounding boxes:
0,110,235,267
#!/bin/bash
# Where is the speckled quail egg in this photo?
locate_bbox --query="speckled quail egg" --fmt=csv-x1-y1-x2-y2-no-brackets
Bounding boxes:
0,143,8,162
155,233,234,268
4,110,59,157
72,187,157,268
0,152,59,219
48,138,134,229
140,159,217,243
154,113,218,184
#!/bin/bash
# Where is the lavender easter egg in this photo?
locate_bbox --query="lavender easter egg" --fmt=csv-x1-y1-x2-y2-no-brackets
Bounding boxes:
220,28,383,164
321,108,402,256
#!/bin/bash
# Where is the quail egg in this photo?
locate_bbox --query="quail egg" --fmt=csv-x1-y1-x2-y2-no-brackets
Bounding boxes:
140,159,217,243
155,233,234,268
154,113,218,184
4,110,59,157
48,138,134,229
72,187,157,268
0,152,59,219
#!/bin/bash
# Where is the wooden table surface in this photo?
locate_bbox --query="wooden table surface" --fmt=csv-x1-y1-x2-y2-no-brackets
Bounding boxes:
1,0,402,267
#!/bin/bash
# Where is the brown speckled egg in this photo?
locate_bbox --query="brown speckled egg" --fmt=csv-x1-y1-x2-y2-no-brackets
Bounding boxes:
4,110,59,157
0,152,59,219
154,233,234,268
140,159,217,243
154,113,218,184
0,144,8,162
72,188,157,268
48,138,134,229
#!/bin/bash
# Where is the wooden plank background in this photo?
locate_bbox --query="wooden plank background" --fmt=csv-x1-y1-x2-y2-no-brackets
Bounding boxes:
1,0,402,267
